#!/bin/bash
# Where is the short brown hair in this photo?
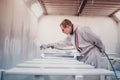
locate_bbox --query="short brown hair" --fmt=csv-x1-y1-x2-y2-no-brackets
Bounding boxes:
60,19,72,28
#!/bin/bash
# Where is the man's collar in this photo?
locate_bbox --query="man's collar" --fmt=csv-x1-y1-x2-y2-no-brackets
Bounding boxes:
70,24,73,35
70,24,78,35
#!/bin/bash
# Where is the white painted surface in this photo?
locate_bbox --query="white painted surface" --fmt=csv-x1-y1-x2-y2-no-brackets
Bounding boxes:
25,61,83,64
33,59,78,62
16,63,94,69
40,56,76,60
6,68,114,76
75,75,83,80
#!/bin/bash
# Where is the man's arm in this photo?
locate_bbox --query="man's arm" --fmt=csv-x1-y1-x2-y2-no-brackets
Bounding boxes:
40,35,73,50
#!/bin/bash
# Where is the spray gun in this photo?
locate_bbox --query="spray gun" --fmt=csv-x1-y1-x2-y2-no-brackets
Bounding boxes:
39,45,54,58
40,44,54,50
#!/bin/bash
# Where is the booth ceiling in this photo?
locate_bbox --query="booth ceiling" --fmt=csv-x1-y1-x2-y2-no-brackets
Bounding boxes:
38,0,120,16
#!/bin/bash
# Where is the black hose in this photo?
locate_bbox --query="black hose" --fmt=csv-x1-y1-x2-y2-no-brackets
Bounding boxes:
104,52,119,80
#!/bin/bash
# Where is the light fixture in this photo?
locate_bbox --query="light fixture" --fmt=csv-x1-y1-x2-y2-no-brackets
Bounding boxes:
30,2,43,18
114,10,120,21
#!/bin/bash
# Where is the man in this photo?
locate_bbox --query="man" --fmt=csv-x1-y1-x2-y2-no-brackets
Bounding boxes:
40,19,105,68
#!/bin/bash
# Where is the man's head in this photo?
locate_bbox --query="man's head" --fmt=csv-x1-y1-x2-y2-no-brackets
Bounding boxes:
60,19,73,35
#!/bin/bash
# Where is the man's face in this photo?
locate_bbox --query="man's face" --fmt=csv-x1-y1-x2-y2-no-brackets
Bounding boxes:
60,25,72,35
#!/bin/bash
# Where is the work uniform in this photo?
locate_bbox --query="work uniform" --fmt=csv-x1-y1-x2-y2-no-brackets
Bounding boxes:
52,24,105,68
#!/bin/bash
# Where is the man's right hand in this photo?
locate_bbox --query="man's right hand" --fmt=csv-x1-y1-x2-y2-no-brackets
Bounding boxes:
40,44,47,50
40,44,54,50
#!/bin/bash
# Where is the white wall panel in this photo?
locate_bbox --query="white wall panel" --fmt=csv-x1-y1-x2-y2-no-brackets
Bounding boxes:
0,0,39,69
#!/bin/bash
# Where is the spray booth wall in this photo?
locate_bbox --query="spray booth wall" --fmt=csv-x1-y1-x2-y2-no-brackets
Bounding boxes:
118,22,120,57
0,0,39,69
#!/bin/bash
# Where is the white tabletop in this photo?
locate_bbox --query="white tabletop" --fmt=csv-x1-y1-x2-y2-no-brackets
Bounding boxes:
6,67,114,76
43,48,75,54
33,59,78,62
41,57,75,60
16,63,94,69
25,61,84,64
0,69,4,71
27,58,80,62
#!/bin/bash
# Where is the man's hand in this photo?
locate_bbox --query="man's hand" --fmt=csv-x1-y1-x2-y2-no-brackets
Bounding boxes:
40,44,54,50
40,44,47,50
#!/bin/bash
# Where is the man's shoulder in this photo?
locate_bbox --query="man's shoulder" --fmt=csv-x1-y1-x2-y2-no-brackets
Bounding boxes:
78,26,92,34
78,26,91,30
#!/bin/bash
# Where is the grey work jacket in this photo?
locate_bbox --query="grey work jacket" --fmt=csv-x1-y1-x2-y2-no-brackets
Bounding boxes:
53,24,105,68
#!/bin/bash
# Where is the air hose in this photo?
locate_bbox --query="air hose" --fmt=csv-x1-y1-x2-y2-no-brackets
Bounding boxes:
104,52,118,80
